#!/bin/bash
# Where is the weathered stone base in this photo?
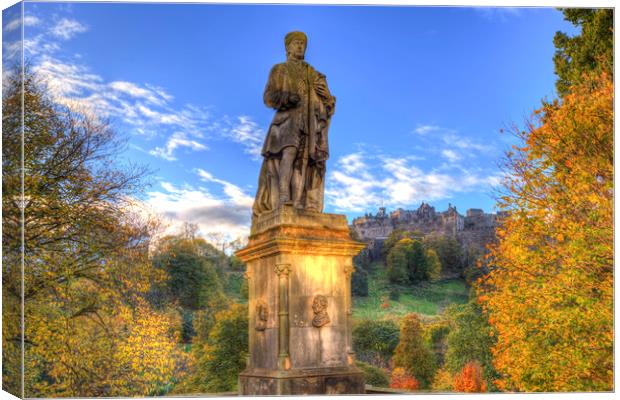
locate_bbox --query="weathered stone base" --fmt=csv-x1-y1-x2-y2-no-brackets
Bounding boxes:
239,367,365,395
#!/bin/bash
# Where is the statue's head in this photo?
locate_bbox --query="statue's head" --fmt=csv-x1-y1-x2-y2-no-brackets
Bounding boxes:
312,295,328,313
285,31,307,60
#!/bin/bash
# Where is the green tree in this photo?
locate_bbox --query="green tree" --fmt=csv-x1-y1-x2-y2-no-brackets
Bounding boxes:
152,236,225,311
424,235,463,276
407,239,429,284
351,267,369,297
387,238,434,285
386,238,410,284
553,8,613,97
443,302,498,391
392,313,436,388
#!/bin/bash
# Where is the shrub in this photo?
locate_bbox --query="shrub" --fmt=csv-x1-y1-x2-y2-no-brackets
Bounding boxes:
352,319,399,368
390,367,420,391
423,319,450,366
431,368,454,392
453,361,487,393
355,361,389,387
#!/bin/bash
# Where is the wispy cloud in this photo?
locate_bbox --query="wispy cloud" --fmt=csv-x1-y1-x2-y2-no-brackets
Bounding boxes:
4,15,40,32
109,81,172,106
23,13,266,162
414,124,441,135
226,116,265,159
50,18,87,39
474,7,523,22
326,151,502,212
149,132,208,161
412,123,499,166
441,149,461,162
195,168,254,208
442,133,495,153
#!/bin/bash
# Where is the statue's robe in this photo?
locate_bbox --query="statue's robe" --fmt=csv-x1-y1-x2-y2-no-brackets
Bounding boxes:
252,60,335,217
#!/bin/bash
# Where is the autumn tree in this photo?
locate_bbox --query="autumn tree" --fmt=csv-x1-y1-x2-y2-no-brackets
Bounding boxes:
382,229,422,258
479,39,613,393
2,67,186,397
392,313,436,388
425,248,442,281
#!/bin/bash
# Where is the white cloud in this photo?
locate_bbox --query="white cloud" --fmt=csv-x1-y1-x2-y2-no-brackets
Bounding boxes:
326,152,502,212
24,14,265,165
50,18,87,40
414,125,441,135
3,40,22,61
226,116,264,159
339,152,367,175
109,81,171,106
144,180,252,242
149,132,208,161
4,15,40,32
474,7,522,21
442,133,496,153
195,168,254,208
441,149,462,162
325,152,386,212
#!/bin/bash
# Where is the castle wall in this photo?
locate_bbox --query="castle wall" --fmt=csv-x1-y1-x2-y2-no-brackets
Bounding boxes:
350,204,498,257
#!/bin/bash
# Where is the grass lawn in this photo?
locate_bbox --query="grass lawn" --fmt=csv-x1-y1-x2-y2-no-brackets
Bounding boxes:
352,262,469,321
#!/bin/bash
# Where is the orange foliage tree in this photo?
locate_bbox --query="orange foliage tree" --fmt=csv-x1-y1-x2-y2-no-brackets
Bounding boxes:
390,367,420,391
453,361,487,393
479,69,613,392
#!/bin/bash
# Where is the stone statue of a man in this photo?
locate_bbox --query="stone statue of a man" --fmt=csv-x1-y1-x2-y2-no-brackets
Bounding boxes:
252,31,335,217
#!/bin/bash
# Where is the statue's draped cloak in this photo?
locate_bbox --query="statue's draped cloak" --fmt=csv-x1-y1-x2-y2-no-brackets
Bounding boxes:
253,60,335,217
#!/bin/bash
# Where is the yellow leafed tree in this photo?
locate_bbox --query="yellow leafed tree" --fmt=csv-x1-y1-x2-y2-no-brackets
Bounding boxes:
479,69,613,391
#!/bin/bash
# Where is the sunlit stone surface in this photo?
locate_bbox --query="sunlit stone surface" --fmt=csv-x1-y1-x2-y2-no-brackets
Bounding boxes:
236,205,366,395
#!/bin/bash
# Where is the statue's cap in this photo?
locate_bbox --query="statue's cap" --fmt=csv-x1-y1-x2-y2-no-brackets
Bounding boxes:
285,31,307,48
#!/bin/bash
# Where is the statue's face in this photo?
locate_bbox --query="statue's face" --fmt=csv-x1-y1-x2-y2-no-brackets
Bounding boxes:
287,39,306,60
312,296,326,313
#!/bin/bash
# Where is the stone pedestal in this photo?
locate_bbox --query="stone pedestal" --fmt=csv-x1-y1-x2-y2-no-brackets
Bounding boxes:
235,205,366,395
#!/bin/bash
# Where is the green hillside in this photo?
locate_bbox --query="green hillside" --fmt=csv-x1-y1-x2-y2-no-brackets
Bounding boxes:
352,262,469,321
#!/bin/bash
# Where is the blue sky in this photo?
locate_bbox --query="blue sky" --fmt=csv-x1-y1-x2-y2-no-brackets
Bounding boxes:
3,3,577,241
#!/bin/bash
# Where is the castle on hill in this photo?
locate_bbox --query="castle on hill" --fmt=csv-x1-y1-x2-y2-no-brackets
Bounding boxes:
350,202,504,257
